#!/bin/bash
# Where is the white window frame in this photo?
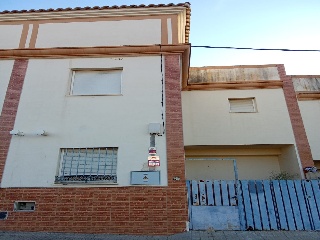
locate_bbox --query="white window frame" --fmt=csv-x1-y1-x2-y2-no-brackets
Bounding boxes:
228,97,257,113
70,68,122,96
55,147,118,184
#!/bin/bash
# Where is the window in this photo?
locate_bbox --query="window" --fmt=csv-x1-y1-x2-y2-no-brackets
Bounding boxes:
70,69,122,95
55,147,118,184
229,98,256,113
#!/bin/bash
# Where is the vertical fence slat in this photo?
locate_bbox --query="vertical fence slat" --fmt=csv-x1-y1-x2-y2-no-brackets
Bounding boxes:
186,180,193,229
263,180,278,230
228,180,237,206
294,180,312,230
287,180,304,230
256,181,269,230
304,180,320,230
279,180,296,230
214,180,222,206
221,180,229,206
242,180,254,229
249,180,262,230
310,180,320,230
192,180,199,206
206,180,214,206
273,180,288,230
237,181,246,230
199,181,207,206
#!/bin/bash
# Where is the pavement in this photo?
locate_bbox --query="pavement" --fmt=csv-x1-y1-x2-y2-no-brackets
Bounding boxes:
0,230,319,240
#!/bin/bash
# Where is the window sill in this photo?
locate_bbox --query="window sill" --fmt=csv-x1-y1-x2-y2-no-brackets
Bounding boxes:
66,94,123,97
53,182,119,187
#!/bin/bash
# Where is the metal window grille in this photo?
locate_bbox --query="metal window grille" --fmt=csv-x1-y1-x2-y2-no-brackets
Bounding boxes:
55,147,117,184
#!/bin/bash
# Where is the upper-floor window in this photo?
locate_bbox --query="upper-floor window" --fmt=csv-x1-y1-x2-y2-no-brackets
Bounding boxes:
229,98,257,113
70,69,122,96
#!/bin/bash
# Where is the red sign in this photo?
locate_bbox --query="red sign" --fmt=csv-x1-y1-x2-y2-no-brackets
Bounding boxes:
149,147,157,155
148,160,160,167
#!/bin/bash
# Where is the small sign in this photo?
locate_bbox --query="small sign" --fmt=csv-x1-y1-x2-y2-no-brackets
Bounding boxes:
148,156,160,161
148,160,160,167
148,147,157,155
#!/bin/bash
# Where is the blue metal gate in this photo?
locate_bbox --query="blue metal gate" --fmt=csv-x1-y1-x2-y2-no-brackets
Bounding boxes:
187,180,240,230
187,180,320,230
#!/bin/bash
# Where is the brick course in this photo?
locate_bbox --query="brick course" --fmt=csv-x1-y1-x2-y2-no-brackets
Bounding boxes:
277,64,314,169
0,55,187,235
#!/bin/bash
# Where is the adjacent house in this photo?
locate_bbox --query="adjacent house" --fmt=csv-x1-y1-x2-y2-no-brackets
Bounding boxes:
292,75,320,170
182,65,316,180
0,3,191,235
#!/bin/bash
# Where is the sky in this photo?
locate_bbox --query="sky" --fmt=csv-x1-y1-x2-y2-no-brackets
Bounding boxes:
1,0,320,74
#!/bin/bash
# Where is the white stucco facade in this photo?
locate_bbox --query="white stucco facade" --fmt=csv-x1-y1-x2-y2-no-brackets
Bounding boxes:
0,25,23,49
0,60,14,113
182,89,295,146
36,19,162,48
2,56,167,187
298,100,320,160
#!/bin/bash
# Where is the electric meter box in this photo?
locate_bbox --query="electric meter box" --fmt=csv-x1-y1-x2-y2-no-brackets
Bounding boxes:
148,123,161,134
130,171,160,185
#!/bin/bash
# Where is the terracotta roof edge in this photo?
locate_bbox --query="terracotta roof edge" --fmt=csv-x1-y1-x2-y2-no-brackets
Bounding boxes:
0,2,190,15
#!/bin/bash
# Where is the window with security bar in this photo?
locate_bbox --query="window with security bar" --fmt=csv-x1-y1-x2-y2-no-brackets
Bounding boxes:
55,147,117,184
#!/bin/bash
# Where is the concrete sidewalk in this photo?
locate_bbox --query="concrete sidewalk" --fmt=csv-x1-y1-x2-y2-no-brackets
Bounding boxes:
0,230,319,240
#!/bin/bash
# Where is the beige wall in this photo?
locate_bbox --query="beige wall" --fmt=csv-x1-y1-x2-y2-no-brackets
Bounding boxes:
0,60,14,113
189,66,280,84
2,56,168,187
182,89,295,146
0,25,22,49
36,19,162,48
279,145,303,178
185,147,281,180
298,101,320,160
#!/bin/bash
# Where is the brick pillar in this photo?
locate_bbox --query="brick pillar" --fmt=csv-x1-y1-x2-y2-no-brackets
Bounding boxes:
0,59,28,179
277,64,314,169
165,54,188,233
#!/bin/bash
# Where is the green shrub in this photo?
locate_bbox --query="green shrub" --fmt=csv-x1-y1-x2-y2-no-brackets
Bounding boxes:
269,171,297,180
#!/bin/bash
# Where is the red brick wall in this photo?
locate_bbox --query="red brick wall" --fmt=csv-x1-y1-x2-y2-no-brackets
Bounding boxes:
0,55,187,235
0,59,28,180
277,64,314,169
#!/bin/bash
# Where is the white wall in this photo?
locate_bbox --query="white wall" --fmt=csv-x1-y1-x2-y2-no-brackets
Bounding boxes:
182,89,295,145
298,101,320,160
2,56,167,187
0,25,22,49
36,19,161,48
0,60,14,113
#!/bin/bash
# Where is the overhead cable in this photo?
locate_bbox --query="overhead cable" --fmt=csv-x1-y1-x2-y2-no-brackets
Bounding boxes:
191,46,320,52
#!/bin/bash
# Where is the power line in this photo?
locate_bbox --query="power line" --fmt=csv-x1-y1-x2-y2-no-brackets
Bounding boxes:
191,46,320,52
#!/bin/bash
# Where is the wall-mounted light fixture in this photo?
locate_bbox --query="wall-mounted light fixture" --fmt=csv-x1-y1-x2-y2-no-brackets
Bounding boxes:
9,130,24,136
36,130,48,136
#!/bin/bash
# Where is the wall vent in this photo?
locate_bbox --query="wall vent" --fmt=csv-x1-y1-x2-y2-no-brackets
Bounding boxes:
14,201,36,211
0,212,8,220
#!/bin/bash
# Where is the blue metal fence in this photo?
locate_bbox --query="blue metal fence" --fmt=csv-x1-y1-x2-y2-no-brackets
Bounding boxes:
187,180,320,230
